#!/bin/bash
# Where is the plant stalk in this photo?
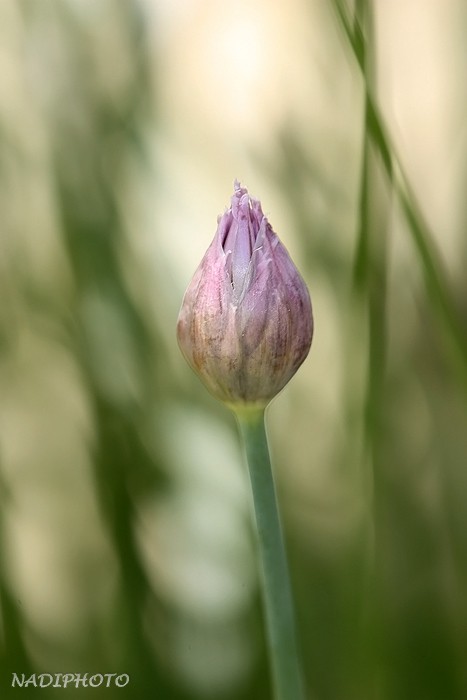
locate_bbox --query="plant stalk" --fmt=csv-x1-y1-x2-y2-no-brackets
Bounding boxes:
236,407,306,700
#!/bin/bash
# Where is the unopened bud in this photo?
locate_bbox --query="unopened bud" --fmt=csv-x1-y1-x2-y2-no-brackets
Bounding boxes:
177,182,313,408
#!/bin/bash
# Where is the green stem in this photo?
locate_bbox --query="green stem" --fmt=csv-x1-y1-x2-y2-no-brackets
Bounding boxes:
235,407,306,700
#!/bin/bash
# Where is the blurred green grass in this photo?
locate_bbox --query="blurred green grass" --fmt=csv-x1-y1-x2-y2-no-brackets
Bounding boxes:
1,1,467,699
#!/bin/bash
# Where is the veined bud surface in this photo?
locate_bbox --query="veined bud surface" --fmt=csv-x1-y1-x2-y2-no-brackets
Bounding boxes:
177,181,313,409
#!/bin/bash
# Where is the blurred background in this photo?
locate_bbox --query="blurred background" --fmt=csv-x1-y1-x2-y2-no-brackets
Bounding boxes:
1,0,467,698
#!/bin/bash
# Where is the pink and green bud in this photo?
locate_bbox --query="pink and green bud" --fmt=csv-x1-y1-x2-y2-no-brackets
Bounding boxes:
177,182,313,408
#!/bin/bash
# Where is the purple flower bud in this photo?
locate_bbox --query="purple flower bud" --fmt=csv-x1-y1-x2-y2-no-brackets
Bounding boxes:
177,181,313,408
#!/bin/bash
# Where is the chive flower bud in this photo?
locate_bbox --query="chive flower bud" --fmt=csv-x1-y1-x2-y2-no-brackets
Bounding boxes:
177,181,313,408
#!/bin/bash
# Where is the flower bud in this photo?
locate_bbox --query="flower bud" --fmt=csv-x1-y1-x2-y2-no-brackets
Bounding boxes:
177,181,313,408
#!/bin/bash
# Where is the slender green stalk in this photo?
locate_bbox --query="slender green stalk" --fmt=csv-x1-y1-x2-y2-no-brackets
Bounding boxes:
235,407,306,700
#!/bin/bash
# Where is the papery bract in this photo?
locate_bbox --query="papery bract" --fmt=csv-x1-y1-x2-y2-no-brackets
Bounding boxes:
177,181,313,408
